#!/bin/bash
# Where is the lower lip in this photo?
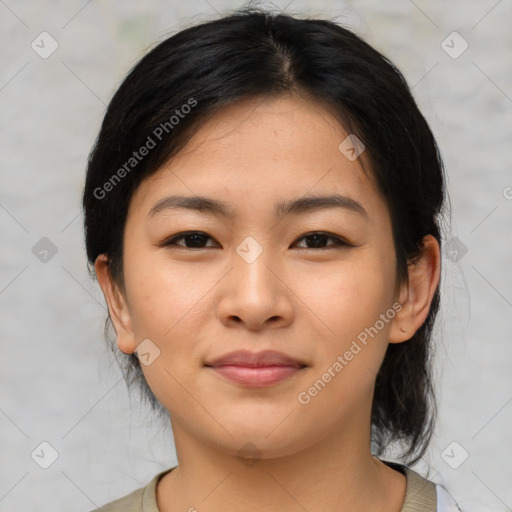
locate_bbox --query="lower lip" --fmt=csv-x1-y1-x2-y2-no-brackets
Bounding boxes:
208,365,304,387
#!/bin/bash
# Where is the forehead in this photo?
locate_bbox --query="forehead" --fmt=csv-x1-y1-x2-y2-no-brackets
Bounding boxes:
129,94,388,224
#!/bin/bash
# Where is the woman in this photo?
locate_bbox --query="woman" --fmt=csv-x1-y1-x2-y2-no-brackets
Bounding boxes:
83,7,463,511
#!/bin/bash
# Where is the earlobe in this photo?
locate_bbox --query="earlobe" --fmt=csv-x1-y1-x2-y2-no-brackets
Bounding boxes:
94,254,137,354
389,235,441,344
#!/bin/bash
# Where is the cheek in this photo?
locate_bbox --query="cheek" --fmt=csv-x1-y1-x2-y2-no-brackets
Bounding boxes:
122,249,224,391
292,254,396,401
295,255,395,342
293,267,394,420
123,254,216,415
124,247,212,339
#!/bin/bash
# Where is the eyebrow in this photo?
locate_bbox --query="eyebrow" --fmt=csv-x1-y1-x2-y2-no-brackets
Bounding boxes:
148,193,367,219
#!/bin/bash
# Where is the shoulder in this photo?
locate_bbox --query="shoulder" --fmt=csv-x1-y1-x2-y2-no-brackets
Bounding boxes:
403,466,465,512
87,467,175,512
382,459,464,512
88,485,145,512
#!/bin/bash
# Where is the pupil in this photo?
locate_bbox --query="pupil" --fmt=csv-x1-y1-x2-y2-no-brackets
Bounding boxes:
308,234,326,248
187,234,206,247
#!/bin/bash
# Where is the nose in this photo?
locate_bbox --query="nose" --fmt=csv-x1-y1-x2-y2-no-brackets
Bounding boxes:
215,241,294,331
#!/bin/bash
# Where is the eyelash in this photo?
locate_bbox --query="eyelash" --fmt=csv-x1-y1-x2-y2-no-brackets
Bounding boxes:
161,231,352,250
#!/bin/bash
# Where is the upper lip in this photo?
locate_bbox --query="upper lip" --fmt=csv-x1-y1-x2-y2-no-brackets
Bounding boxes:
205,350,307,368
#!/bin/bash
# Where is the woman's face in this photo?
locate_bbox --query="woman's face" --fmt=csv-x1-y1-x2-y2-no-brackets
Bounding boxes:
108,94,407,459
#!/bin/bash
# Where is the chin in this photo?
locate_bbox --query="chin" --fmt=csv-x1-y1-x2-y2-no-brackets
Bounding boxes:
203,420,317,462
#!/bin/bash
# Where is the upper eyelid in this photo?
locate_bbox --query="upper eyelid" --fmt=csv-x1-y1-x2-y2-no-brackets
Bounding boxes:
293,232,352,247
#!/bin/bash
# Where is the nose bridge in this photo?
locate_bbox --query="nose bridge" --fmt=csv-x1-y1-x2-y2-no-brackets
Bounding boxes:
235,234,267,266
214,233,293,328
233,234,276,293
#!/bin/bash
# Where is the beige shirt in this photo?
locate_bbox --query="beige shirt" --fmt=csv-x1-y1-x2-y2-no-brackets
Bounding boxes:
90,461,457,512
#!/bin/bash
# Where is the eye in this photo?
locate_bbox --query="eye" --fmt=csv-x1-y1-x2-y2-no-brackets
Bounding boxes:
162,231,352,250
291,232,351,250
162,231,218,249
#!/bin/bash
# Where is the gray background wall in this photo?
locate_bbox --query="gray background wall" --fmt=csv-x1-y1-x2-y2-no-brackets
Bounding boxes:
1,1,511,511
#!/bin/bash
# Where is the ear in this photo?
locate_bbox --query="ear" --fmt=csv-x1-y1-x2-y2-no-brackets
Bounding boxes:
94,254,137,354
389,234,441,343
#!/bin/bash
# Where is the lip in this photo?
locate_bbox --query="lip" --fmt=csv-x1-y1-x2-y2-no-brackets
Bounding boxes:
205,350,307,387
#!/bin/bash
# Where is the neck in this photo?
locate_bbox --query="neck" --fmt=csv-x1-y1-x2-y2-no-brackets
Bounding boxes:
156,419,406,512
